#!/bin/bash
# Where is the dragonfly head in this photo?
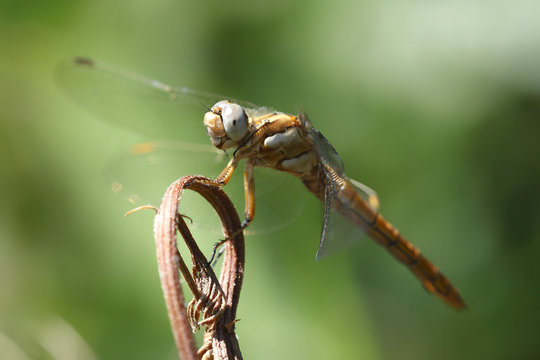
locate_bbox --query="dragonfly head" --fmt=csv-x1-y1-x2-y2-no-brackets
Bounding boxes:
203,100,249,149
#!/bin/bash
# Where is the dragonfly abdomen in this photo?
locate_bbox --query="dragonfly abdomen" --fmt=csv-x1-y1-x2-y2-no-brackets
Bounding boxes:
338,181,466,309
368,213,466,309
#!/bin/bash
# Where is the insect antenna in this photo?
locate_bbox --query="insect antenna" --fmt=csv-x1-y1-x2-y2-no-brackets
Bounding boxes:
200,102,213,112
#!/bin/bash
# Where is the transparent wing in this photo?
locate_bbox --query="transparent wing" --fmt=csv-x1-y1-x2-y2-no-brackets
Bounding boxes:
304,113,380,259
315,174,382,260
346,177,380,212
315,176,381,260
106,141,224,207
107,141,304,236
57,57,300,236
56,56,269,142
302,113,345,173
317,176,342,259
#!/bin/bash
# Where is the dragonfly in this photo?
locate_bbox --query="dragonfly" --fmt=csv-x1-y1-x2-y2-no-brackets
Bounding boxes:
57,57,466,310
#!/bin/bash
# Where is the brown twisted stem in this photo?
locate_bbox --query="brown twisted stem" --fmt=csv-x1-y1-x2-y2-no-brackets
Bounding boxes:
154,175,245,360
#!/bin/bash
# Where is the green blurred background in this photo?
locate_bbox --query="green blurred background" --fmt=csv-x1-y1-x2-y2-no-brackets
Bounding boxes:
1,0,539,359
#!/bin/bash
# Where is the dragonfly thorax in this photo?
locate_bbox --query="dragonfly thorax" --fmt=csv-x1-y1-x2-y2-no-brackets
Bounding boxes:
203,100,250,150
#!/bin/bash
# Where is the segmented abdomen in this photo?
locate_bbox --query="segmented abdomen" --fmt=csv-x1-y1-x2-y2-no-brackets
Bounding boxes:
337,180,466,309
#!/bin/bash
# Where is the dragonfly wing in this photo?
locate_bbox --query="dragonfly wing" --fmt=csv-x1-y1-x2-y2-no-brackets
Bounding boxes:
346,177,380,212
302,114,345,173
106,141,304,235
177,165,305,237
106,140,225,207
246,167,305,236
315,175,382,260
305,112,380,259
58,57,299,235
315,175,363,260
56,57,264,142
316,176,339,259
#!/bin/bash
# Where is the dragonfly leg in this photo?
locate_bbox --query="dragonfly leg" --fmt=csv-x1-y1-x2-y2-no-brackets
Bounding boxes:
208,161,255,265
209,240,227,266
214,157,240,185
206,157,253,266
242,160,255,228
213,157,255,228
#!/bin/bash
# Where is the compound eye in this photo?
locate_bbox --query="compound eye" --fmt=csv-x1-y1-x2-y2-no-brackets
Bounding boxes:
219,102,248,141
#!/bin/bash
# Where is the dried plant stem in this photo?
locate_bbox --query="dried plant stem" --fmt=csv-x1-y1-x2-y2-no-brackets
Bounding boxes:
154,175,245,360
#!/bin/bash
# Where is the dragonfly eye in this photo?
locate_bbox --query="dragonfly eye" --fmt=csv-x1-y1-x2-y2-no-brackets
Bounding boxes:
218,101,248,141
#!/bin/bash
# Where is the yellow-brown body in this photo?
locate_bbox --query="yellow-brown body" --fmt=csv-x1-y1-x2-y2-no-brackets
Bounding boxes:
206,107,465,310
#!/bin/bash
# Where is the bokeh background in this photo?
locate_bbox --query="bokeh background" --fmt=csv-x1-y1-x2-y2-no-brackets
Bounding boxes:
1,0,540,359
